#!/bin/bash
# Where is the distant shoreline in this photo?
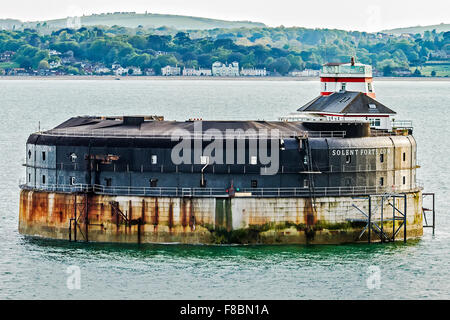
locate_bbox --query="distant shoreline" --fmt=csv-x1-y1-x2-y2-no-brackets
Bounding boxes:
0,75,449,81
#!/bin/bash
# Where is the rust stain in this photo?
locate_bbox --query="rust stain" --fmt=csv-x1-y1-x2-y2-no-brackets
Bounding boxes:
18,189,424,244
128,200,132,223
141,199,146,224
181,199,188,230
168,202,174,231
153,198,159,226
304,198,316,226
189,200,195,231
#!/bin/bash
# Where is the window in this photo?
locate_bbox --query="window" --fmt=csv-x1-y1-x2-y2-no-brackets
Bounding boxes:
251,180,258,188
380,154,384,163
370,119,381,127
324,83,327,91
28,150,31,159
346,155,352,164
151,155,157,164
341,83,346,91
42,151,46,161
368,82,373,92
105,178,112,187
403,176,406,185
42,175,46,184
403,152,406,161
303,179,309,188
70,153,77,162
28,173,31,182
150,178,158,188
250,156,257,165
380,177,384,186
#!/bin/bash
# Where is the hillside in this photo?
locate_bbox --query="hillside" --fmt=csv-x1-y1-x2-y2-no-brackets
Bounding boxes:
382,23,450,35
0,12,266,31
0,19,22,29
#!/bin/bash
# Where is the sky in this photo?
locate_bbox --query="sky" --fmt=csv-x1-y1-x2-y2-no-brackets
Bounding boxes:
1,0,449,32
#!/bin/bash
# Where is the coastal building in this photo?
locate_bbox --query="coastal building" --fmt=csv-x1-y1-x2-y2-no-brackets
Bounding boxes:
240,67,267,76
0,51,15,62
430,50,450,59
161,65,181,76
111,63,127,76
94,66,111,75
48,50,62,56
7,68,29,76
144,68,156,76
320,58,375,98
128,66,142,76
212,61,239,77
19,60,427,245
289,69,320,77
284,91,396,130
392,69,413,77
306,69,320,76
280,58,406,131
182,67,212,76
49,60,62,69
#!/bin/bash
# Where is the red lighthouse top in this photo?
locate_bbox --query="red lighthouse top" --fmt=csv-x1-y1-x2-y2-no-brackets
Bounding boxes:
320,58,375,98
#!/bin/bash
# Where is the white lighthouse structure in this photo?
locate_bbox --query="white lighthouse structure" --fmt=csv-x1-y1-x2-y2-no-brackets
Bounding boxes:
279,58,408,131
320,57,375,98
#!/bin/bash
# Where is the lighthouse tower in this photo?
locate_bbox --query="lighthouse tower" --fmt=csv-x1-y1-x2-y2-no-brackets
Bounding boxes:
320,57,375,98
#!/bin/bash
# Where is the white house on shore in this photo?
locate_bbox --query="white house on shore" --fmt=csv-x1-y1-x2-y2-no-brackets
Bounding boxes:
182,67,212,76
212,61,239,77
161,65,181,76
289,69,320,77
240,67,267,76
128,66,142,75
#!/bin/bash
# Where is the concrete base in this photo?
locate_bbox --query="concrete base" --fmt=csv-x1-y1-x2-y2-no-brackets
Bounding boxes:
19,189,423,244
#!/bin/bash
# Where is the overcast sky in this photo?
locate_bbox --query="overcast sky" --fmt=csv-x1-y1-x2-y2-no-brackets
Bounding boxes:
1,0,449,32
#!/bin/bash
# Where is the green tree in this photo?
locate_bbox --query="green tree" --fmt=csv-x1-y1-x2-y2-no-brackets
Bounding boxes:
38,60,50,69
268,57,291,75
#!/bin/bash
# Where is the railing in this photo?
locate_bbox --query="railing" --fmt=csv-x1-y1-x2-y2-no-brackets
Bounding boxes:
20,183,422,197
307,131,346,138
392,120,413,129
34,129,347,139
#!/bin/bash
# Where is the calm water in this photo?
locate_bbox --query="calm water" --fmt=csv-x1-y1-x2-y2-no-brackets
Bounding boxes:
0,79,449,299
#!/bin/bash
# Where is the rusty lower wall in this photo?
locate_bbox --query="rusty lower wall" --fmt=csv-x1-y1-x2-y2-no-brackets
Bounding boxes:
19,189,423,244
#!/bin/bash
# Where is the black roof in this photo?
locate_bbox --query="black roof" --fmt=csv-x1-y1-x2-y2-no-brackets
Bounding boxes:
28,116,371,146
297,91,396,115
51,117,311,136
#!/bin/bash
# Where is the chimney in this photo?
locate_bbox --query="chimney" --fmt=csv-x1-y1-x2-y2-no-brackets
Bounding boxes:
351,57,355,66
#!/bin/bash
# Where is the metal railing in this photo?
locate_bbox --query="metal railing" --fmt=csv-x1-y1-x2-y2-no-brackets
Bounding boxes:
392,120,413,129
20,183,421,197
34,129,347,139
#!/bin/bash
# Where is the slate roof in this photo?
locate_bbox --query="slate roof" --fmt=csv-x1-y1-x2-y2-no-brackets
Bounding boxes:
297,91,396,115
